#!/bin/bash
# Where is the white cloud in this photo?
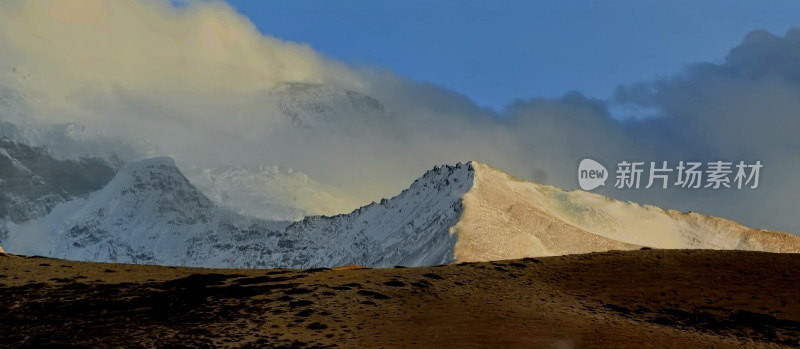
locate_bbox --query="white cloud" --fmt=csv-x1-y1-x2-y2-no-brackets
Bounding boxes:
0,1,798,234
0,0,362,112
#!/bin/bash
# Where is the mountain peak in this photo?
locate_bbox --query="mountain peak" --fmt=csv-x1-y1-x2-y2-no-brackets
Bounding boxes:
122,156,176,169
3,158,799,268
105,157,216,218
114,156,195,194
453,161,800,261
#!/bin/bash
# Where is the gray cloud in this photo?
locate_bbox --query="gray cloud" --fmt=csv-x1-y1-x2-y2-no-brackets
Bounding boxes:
516,28,800,234
0,1,797,234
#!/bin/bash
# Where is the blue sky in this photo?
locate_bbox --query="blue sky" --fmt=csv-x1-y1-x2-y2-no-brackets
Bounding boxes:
221,0,800,110
4,0,800,232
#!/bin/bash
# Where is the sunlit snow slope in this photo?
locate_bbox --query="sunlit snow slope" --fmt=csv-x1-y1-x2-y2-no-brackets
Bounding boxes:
3,159,798,268
453,162,800,262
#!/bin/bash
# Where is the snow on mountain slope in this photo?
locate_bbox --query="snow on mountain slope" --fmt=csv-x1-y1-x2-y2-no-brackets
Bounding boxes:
268,82,390,132
3,158,473,268
4,159,798,269
4,157,288,266
0,137,117,224
189,164,362,222
452,162,800,262
277,162,473,267
0,136,118,248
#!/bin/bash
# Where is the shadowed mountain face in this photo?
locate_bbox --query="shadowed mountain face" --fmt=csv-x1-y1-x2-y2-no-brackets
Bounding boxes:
2,158,471,268
3,157,292,266
2,156,798,269
0,137,117,246
0,138,117,223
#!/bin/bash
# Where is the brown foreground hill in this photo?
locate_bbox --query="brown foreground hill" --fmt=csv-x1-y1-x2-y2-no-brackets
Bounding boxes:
0,249,798,348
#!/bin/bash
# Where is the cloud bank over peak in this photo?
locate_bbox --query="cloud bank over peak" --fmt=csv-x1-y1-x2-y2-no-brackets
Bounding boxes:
0,0,362,108
0,0,798,234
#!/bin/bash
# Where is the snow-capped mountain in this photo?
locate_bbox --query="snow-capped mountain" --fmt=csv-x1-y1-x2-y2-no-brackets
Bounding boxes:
451,162,800,262
3,158,799,269
0,136,118,244
189,164,362,222
267,82,392,133
0,137,118,222
4,157,289,266
3,157,470,268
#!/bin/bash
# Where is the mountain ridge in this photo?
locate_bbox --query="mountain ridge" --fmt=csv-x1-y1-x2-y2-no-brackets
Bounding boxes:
2,157,798,269
454,162,800,261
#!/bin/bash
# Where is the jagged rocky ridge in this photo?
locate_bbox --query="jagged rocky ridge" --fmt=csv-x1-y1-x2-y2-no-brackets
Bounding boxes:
2,156,799,269
3,157,472,268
